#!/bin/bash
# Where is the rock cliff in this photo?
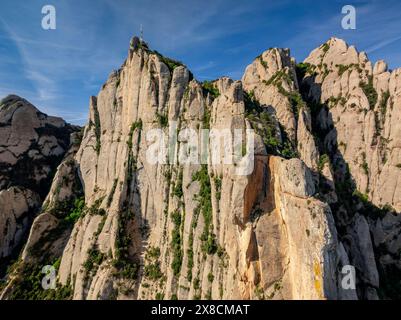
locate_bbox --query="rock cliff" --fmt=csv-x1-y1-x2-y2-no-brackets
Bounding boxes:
1,37,400,300
0,95,77,278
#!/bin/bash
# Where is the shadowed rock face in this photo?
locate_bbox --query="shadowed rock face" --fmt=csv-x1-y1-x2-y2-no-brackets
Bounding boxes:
0,95,77,196
0,95,78,269
303,38,401,213
1,38,400,300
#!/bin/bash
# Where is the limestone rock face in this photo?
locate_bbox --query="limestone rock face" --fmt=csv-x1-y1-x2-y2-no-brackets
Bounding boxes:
242,48,298,143
303,37,401,212
0,96,77,266
242,48,319,170
299,38,401,299
0,43,347,300
1,38,400,300
21,132,84,264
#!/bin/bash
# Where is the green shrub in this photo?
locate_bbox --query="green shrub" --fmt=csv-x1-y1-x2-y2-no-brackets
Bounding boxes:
202,108,211,129
380,91,390,116
245,104,280,155
127,120,142,149
171,210,183,276
202,81,220,99
187,231,194,282
353,190,369,204
280,141,298,159
335,64,358,77
155,292,165,300
107,179,118,207
88,197,106,216
95,215,106,237
8,261,73,300
146,247,161,260
258,56,268,68
83,248,105,276
360,152,369,175
112,259,138,280
318,154,330,172
172,169,184,198
214,176,222,202
153,50,183,72
296,62,317,79
381,204,396,212
113,209,139,281
245,94,298,160
263,70,291,87
92,106,102,155
337,64,348,76
360,76,378,110
193,277,201,290
144,263,163,281
156,112,168,128
192,165,217,255
64,197,85,224
322,43,330,53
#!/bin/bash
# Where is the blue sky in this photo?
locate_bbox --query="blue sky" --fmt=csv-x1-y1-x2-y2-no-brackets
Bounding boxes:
1,0,400,125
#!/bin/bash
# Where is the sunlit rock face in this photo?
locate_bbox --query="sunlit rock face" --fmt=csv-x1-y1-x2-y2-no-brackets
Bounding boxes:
1,38,400,300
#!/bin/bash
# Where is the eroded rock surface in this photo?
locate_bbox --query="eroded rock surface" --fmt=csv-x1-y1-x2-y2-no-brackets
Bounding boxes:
1,38,400,300
0,96,77,269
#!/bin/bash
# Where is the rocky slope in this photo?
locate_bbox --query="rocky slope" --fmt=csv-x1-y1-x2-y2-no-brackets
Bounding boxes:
0,96,78,277
1,37,400,300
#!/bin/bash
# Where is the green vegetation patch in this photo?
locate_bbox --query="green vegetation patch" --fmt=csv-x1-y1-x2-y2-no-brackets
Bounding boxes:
244,92,298,159
8,259,73,300
155,112,168,128
296,62,317,79
360,76,378,110
202,81,220,99
83,247,105,278
113,210,139,281
172,169,184,199
171,210,183,276
153,50,183,72
318,154,330,172
92,104,102,155
192,165,217,255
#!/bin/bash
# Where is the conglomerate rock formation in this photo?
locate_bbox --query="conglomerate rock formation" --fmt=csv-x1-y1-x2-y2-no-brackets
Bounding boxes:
1,37,400,300
0,95,77,277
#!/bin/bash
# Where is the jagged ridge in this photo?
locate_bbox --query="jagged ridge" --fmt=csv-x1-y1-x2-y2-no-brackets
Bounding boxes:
1,37,400,300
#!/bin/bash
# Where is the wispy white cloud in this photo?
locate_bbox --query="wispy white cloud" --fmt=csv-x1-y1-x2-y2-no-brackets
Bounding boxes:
192,61,216,72
366,35,401,54
0,3,121,123
0,34,85,51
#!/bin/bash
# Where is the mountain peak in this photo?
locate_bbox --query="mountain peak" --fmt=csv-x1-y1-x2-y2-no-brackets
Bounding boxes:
0,94,29,108
1,36,401,301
